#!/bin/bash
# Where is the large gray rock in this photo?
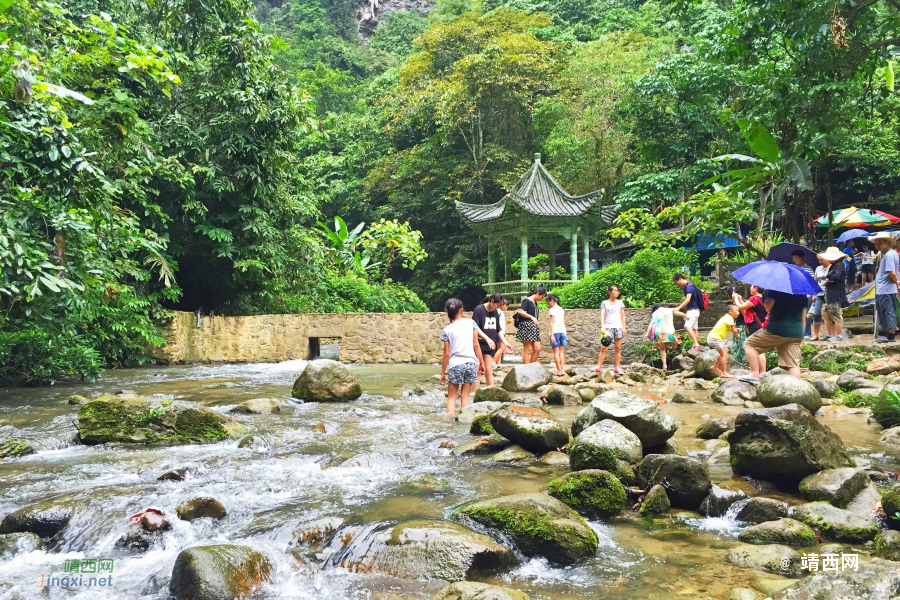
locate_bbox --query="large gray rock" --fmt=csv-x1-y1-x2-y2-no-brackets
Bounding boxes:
837,369,880,391
547,470,626,519
451,435,511,456
771,558,900,600
569,420,642,482
757,375,823,413
0,502,73,537
169,545,272,600
338,520,516,580
501,364,552,392
624,363,666,382
790,502,878,543
727,543,802,577
734,497,789,524
693,350,722,380
712,380,758,406
433,582,529,600
474,386,511,404
671,354,694,372
811,379,838,399
798,468,869,508
0,532,43,555
696,418,734,439
738,518,819,547
570,390,678,445
728,404,855,484
455,401,507,424
490,406,569,453
451,493,598,565
544,385,582,406
636,455,711,509
291,360,362,402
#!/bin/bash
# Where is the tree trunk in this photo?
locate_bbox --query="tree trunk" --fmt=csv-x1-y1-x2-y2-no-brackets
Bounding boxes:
825,160,834,245
757,185,772,232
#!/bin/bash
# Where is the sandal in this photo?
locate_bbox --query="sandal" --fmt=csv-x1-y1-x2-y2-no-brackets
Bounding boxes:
591,367,603,373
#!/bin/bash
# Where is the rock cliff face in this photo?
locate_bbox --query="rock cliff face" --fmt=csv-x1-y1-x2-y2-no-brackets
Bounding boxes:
357,0,434,40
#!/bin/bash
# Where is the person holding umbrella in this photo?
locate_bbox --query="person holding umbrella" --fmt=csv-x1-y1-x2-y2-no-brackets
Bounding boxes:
870,232,900,343
731,261,816,383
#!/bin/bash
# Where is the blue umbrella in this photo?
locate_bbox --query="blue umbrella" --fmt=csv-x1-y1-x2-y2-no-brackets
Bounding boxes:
767,242,820,267
730,260,820,295
836,229,871,243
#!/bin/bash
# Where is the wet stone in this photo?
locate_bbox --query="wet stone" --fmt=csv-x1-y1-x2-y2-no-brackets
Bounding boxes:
141,511,171,532
474,386,511,404
0,501,73,537
696,418,734,439
699,483,747,517
798,468,869,508
489,406,569,454
176,497,227,522
727,543,802,577
491,445,535,463
158,467,190,482
790,502,878,543
169,545,272,600
115,525,163,552
0,532,42,555
451,435,511,456
734,497,789,524
433,582,529,600
230,398,281,414
539,451,570,467
738,518,819,547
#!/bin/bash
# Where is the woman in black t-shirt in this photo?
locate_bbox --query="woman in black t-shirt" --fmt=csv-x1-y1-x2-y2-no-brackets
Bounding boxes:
516,287,546,364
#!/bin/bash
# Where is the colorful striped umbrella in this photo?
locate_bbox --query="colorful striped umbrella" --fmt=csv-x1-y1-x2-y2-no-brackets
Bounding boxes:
815,207,900,227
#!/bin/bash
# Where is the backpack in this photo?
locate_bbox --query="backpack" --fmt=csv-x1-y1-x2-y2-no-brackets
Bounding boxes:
688,282,709,311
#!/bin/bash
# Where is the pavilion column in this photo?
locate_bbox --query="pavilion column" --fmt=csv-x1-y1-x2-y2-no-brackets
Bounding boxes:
503,241,511,281
520,237,529,281
570,231,578,281
487,242,496,283
582,234,589,276
547,240,556,279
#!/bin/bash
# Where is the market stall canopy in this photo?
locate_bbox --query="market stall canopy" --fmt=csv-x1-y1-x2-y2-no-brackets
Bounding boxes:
815,207,900,228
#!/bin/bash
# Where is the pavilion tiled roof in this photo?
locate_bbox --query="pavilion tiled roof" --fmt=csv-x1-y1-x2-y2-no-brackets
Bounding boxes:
456,155,604,223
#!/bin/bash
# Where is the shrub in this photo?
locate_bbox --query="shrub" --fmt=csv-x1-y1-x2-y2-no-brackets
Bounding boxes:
0,330,103,385
872,390,900,429
553,248,696,308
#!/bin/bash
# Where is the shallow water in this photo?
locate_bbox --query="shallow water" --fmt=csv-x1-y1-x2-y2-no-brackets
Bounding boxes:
0,362,896,600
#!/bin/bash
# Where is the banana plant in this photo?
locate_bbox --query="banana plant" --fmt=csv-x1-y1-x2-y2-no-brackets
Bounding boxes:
703,120,813,232
314,216,379,275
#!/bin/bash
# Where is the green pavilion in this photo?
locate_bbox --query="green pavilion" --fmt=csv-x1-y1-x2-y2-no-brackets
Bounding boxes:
456,153,609,297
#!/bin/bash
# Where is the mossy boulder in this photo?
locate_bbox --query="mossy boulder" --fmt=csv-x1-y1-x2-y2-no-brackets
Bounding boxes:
569,420,641,485
798,468,869,508
734,497,788,524
474,386,511,404
544,385,582,406
790,502,878,543
169,545,272,600
874,530,900,561
451,493,598,565
571,390,678,446
68,395,89,405
695,418,734,439
636,455,711,510
0,438,34,459
291,359,362,402
738,518,818,547
547,470,626,519
433,582,529,600
176,498,227,522
881,484,900,526
489,406,569,453
0,501,74,537
728,404,854,485
639,484,670,516
501,364,552,392
76,396,247,445
0,532,43,555
757,375,823,413
470,414,495,435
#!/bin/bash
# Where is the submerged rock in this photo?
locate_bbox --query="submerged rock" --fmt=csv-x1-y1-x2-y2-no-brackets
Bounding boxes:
76,396,248,445
501,364,552,392
544,385,581,406
738,518,818,547
638,484,670,516
230,398,281,414
727,543,802,577
771,558,900,599
489,406,569,453
696,418,734,439
451,435,511,456
757,375,822,413
433,582,529,600
790,502,878,543
158,467,190,482
474,386,511,404
734,497,789,524
547,470,626,519
571,390,678,445
0,532,42,555
176,498,227,522
452,493,598,565
798,468,869,508
491,445,535,463
291,360,362,402
728,404,855,485
636,455,711,510
0,501,73,537
699,483,747,517
712,380,758,406
115,525,163,552
169,545,272,600
0,438,35,459
569,420,641,483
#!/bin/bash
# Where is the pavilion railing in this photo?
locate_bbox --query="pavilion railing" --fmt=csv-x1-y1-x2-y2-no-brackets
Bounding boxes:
482,279,576,297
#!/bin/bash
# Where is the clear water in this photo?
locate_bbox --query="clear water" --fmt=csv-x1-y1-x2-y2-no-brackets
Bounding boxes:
0,362,895,600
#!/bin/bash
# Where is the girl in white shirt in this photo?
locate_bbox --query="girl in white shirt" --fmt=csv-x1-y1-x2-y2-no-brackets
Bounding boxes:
546,294,567,376
439,298,484,414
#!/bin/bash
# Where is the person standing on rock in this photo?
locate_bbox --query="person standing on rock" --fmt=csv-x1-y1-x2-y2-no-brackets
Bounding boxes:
672,273,701,351
439,298,484,414
818,247,849,341
495,298,510,367
593,285,626,375
706,304,741,379
516,287,546,364
546,294,567,376
646,304,678,371
740,290,808,383
473,293,512,387
870,232,900,343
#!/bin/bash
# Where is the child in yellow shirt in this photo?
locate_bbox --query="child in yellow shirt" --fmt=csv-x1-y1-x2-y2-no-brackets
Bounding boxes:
707,304,741,379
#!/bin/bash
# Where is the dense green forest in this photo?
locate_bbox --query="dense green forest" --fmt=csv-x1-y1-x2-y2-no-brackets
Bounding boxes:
2,0,900,382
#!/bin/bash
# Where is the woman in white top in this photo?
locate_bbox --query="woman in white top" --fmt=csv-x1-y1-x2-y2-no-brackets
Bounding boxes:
546,294,567,376
439,298,484,414
594,285,627,374
858,248,876,285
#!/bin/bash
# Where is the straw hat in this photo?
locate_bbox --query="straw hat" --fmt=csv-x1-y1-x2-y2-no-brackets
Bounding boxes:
868,231,897,247
817,246,847,262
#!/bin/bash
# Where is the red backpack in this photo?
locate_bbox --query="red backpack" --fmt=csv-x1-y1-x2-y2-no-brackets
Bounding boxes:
688,282,709,310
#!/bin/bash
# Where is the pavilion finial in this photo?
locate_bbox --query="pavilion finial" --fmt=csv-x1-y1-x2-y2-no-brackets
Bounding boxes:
534,153,541,163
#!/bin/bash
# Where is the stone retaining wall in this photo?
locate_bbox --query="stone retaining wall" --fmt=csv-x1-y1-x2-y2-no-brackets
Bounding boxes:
151,302,730,365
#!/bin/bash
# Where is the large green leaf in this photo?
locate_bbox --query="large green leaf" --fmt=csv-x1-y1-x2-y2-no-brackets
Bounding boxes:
737,120,781,164
784,158,813,191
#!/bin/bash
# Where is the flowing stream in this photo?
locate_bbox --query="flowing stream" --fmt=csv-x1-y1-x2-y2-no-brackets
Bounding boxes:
0,361,895,600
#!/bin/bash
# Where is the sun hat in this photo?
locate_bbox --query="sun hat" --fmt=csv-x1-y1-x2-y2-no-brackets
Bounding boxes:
868,231,897,247
817,246,847,262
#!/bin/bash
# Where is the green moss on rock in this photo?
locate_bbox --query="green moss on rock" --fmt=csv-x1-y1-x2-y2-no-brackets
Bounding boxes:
0,439,34,459
547,470,625,519
639,485,670,516
470,414,495,435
